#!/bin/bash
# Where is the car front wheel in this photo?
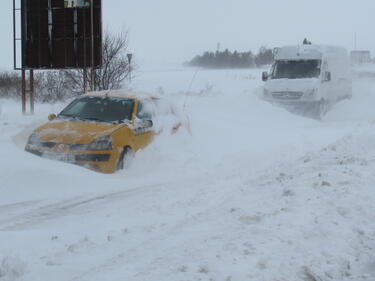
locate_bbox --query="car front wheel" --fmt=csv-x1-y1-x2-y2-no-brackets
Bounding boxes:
117,147,134,170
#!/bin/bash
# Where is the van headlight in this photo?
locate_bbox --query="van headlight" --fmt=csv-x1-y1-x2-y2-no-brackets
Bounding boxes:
87,136,113,151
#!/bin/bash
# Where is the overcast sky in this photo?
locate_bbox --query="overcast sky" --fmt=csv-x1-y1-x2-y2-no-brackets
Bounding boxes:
1,0,374,69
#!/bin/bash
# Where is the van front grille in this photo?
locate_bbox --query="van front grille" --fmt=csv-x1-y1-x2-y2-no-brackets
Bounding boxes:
272,91,303,100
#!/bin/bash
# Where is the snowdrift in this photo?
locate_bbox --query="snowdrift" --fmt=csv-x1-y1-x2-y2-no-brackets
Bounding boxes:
1,66,375,280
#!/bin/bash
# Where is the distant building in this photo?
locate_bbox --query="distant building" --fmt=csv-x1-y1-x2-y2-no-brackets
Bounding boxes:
350,50,371,65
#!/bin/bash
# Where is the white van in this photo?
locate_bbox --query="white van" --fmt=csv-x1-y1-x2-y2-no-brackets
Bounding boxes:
262,44,352,118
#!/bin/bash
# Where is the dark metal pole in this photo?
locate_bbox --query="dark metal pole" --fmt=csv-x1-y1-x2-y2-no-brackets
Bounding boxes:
83,68,87,93
129,65,132,84
30,70,34,114
63,3,67,68
83,4,87,93
90,0,95,91
127,53,133,84
21,69,26,114
13,0,17,69
90,69,95,91
38,0,41,68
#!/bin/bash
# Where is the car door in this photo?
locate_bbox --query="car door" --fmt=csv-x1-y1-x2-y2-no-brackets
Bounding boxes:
131,100,155,150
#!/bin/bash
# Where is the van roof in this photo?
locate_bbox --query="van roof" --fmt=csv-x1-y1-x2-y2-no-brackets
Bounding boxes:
274,45,347,60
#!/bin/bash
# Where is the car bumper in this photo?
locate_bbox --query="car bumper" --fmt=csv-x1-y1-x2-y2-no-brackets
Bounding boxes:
25,145,121,173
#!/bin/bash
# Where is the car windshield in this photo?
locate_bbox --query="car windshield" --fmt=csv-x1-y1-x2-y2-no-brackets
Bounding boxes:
59,96,134,123
272,60,321,79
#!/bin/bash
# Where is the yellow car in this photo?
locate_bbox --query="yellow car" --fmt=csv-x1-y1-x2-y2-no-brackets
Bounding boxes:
25,91,156,173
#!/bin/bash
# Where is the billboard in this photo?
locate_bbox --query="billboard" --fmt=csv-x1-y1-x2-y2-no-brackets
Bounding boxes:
19,0,102,69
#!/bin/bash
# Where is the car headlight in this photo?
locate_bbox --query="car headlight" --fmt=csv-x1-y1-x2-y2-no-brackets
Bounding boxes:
27,132,41,146
263,88,270,96
87,136,113,151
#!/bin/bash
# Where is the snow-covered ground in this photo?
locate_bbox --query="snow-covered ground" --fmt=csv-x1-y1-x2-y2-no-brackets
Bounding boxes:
1,66,375,281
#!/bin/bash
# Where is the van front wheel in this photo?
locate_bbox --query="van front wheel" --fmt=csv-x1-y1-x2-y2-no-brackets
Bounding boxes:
314,99,327,120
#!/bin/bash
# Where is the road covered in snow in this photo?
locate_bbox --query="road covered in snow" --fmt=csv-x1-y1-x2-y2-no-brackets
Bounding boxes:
1,66,375,281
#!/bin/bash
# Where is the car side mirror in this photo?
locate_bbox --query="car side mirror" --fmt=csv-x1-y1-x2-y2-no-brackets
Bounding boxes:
135,119,153,128
262,71,269,82
324,71,331,82
143,120,153,128
48,113,57,121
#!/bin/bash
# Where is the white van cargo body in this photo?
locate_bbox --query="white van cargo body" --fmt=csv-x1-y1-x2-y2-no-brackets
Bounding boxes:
262,45,352,118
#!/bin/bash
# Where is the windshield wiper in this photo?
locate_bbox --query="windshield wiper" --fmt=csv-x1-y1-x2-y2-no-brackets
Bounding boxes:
59,113,75,118
60,114,120,123
82,117,109,122
59,114,87,122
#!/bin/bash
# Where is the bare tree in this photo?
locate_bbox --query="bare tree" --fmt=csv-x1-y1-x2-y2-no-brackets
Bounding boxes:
95,30,131,90
64,30,131,94
0,71,21,98
35,71,75,103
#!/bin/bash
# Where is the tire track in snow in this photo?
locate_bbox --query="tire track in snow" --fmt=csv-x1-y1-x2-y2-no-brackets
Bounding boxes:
0,182,173,231
0,176,210,231
66,177,246,281
0,200,41,213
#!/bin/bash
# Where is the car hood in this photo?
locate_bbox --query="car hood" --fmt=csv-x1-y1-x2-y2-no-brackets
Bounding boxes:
264,78,320,93
35,120,125,144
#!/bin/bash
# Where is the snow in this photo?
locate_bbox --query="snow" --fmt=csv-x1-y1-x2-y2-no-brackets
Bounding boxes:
1,65,375,280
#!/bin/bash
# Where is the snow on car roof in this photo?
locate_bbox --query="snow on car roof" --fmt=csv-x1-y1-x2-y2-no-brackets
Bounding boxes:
83,90,160,100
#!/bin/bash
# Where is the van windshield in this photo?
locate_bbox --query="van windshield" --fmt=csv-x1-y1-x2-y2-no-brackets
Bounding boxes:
272,60,321,79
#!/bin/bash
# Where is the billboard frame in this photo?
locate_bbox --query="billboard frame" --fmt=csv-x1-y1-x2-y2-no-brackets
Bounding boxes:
13,0,103,114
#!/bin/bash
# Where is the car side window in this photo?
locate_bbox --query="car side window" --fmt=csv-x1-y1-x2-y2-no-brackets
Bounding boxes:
136,102,152,120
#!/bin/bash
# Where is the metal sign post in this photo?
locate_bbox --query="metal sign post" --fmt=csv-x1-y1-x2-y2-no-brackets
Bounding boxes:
20,70,35,115
127,53,133,84
90,0,95,91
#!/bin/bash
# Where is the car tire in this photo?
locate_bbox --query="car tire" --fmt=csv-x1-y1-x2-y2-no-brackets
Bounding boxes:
117,146,134,170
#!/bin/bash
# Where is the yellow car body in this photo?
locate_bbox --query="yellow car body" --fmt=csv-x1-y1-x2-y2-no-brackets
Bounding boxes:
25,91,156,173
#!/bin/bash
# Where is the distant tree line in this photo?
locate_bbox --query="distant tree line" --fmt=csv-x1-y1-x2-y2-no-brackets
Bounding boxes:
188,46,274,69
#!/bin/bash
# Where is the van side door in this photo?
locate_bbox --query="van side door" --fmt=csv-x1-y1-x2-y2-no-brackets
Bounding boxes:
320,60,334,102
